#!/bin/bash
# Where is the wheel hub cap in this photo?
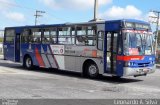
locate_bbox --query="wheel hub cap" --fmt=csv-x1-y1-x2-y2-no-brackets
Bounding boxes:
26,58,31,68
89,65,97,75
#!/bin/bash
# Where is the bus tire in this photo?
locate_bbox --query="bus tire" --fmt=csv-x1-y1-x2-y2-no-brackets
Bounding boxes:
86,63,99,78
23,56,33,70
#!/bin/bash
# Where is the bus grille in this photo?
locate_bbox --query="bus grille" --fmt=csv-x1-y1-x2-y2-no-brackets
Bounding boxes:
138,63,150,67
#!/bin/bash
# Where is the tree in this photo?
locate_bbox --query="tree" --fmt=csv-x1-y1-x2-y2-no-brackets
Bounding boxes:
158,30,160,46
0,38,3,43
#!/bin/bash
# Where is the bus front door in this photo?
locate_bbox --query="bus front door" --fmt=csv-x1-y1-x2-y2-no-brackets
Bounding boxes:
4,42,15,61
105,32,118,74
4,30,15,61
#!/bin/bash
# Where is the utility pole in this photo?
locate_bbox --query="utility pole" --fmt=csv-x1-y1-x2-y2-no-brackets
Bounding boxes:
90,0,99,22
34,10,46,25
149,10,160,55
94,0,98,21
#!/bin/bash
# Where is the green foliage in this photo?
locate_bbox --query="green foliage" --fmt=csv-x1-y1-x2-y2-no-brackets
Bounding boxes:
158,31,160,45
0,38,3,43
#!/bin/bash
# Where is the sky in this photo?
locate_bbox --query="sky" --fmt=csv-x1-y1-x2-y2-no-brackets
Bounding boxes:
0,0,160,31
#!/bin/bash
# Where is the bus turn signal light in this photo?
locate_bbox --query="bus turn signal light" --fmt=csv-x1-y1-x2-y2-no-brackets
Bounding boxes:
92,50,97,57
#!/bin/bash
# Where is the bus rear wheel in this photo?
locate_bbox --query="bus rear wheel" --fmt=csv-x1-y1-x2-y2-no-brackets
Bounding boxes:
23,56,33,70
86,63,99,78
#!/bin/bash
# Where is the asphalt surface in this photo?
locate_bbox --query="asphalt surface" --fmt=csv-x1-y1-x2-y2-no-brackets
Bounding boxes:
0,58,160,99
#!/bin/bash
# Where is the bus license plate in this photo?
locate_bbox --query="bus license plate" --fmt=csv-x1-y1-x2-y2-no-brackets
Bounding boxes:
139,69,149,73
143,69,149,73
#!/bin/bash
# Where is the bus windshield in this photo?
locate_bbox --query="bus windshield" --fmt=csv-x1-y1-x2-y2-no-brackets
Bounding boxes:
123,32,154,55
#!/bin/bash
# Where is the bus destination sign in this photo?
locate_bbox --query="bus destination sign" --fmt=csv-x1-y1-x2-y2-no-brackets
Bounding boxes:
125,22,150,30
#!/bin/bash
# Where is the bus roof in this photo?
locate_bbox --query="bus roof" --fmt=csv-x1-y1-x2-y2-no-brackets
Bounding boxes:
5,19,150,29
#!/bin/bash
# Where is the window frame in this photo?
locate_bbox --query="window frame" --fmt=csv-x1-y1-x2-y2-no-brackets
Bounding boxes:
42,28,58,44
57,26,75,45
76,25,97,46
4,29,15,44
97,31,104,51
21,29,30,44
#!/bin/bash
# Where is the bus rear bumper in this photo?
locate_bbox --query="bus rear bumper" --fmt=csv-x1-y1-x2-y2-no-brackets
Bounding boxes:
123,65,156,77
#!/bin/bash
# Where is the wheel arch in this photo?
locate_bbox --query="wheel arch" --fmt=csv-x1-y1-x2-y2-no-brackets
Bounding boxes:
23,54,31,62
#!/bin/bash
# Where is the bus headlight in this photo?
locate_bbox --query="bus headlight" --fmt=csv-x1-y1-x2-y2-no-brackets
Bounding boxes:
125,62,131,67
125,62,135,67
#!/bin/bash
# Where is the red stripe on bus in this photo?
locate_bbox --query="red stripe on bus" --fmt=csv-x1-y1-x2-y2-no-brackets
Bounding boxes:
117,56,144,61
35,48,45,67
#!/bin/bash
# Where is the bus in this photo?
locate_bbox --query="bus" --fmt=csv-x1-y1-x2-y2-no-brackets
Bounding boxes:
3,19,156,78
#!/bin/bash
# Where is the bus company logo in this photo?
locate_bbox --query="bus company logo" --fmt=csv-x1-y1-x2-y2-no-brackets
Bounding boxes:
50,45,64,55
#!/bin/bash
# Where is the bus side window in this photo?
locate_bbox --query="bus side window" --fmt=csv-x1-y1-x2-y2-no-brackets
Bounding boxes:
76,36,85,45
28,29,32,43
86,26,96,46
118,32,122,54
76,26,87,45
107,33,111,51
76,26,96,46
58,27,72,45
5,29,15,43
22,29,29,43
31,29,42,43
43,29,50,44
97,31,104,50
113,33,118,53
50,28,57,44
71,27,76,44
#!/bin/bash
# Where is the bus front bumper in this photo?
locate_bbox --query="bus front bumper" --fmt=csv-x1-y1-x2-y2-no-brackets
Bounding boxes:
123,65,156,77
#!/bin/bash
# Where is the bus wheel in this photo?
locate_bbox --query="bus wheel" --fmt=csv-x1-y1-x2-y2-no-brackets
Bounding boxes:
86,63,99,78
23,56,33,70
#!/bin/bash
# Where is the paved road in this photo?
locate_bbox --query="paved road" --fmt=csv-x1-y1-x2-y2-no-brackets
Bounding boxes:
0,59,160,99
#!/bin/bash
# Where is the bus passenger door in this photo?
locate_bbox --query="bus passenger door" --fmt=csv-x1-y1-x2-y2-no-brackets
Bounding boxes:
4,29,15,61
15,33,20,62
105,32,118,74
